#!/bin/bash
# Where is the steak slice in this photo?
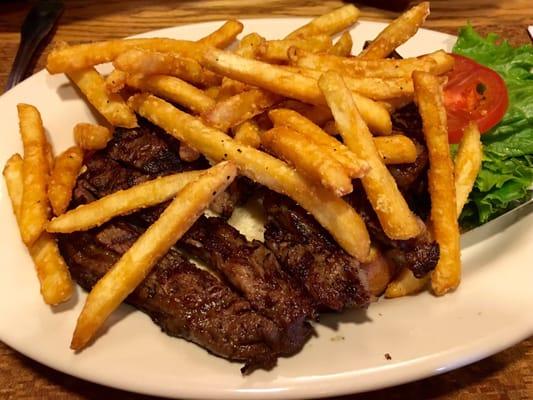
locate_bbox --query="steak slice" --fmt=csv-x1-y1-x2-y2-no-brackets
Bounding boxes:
58,220,281,373
263,191,371,311
180,215,317,355
345,188,439,278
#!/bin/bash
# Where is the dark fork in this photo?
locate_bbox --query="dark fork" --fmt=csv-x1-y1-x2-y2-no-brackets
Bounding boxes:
5,0,64,92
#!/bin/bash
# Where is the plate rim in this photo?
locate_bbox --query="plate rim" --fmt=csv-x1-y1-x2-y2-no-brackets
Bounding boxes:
0,17,531,400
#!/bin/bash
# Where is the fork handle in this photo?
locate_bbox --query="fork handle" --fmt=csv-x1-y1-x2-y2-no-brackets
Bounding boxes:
5,0,64,91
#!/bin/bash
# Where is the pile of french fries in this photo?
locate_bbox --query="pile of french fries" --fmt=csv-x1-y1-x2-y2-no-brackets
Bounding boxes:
3,1,484,350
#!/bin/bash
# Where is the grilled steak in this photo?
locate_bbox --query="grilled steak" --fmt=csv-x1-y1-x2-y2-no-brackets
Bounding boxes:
63,119,316,370
263,191,371,311
346,188,439,278
180,215,317,355
58,221,280,373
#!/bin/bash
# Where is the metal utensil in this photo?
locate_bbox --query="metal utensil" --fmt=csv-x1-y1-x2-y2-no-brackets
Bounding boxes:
5,0,64,92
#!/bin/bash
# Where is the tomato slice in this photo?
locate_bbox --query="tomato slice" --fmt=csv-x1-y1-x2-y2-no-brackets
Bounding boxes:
443,54,508,143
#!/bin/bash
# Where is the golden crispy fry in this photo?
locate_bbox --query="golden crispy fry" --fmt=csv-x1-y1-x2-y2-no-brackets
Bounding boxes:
48,146,84,216
46,38,205,73
47,170,203,233
3,154,25,218
268,108,368,178
113,49,220,87
262,126,354,196
3,154,73,305
29,232,74,305
454,122,483,216
202,48,392,134
286,4,360,39
73,123,113,150
67,68,137,128
197,19,244,48
359,2,430,59
285,65,413,101
105,69,127,94
319,71,421,240
276,100,332,126
385,268,429,298
129,93,371,261
204,86,221,99
126,73,215,115
179,143,201,162
202,89,281,132
322,120,416,163
71,162,237,350
233,120,262,148
218,33,265,100
290,48,453,78
258,35,332,62
329,31,353,56
237,32,265,58
413,71,460,295
17,104,50,246
379,96,414,113
374,135,418,165
43,140,54,174
362,247,396,296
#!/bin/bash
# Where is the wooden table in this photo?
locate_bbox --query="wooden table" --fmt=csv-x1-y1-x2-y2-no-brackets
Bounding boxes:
0,1,532,398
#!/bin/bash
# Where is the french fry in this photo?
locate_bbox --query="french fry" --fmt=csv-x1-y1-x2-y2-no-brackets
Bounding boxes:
413,71,460,295
202,48,392,134
268,108,368,177
374,135,418,165
258,35,332,62
67,68,137,128
3,154,73,305
322,120,417,163
202,89,282,132
262,126,355,196
363,247,396,296
285,4,360,39
17,104,50,246
290,48,453,79
286,65,414,101
73,123,113,150
454,122,483,216
233,120,262,148
129,93,371,261
319,71,421,240
105,69,127,94
70,161,238,350
48,146,84,216
113,49,220,87
44,140,54,173
47,170,203,233
4,154,24,219
204,85,221,100
218,33,265,100
359,2,430,60
126,74,215,115
380,96,414,113
236,32,265,58
328,31,353,56
276,99,332,126
46,38,205,73
197,19,244,48
385,268,429,298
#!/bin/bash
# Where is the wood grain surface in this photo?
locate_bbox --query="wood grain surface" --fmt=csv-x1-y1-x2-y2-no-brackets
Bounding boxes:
0,1,532,399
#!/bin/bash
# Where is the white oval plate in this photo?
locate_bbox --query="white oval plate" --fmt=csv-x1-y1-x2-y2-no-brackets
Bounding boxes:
0,18,532,400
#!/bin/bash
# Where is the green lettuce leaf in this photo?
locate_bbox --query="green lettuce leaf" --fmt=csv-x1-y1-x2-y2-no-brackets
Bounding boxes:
452,25,533,226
